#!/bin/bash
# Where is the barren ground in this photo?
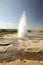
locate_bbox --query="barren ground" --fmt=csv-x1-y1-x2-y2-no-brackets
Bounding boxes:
0,33,43,65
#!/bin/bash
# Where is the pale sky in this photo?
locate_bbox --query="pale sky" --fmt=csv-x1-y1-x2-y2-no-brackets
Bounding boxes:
0,0,43,30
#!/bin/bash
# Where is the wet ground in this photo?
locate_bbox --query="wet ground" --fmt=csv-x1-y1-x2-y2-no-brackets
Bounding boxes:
0,33,43,65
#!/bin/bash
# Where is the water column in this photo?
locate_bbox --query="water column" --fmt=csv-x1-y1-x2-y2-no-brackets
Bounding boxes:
18,11,27,37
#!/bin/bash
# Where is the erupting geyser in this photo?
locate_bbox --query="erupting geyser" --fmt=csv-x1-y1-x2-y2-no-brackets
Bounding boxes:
18,11,28,37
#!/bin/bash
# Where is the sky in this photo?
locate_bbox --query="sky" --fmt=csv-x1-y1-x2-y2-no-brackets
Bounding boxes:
0,0,43,30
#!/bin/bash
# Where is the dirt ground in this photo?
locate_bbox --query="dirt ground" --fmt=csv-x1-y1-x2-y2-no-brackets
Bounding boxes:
0,33,43,65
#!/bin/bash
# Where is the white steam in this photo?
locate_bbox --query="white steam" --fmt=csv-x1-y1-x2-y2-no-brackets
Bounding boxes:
18,11,27,37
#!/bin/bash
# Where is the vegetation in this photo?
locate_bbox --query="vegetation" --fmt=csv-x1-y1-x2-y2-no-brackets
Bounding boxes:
0,29,43,34
0,29,18,34
28,30,32,32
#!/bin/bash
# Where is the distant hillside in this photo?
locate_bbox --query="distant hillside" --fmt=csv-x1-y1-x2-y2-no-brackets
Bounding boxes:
0,29,17,34
0,29,43,34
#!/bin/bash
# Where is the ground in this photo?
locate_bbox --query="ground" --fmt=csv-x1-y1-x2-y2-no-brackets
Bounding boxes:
0,33,43,65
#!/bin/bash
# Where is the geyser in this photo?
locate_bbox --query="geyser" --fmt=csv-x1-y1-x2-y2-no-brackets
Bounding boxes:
18,11,27,37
